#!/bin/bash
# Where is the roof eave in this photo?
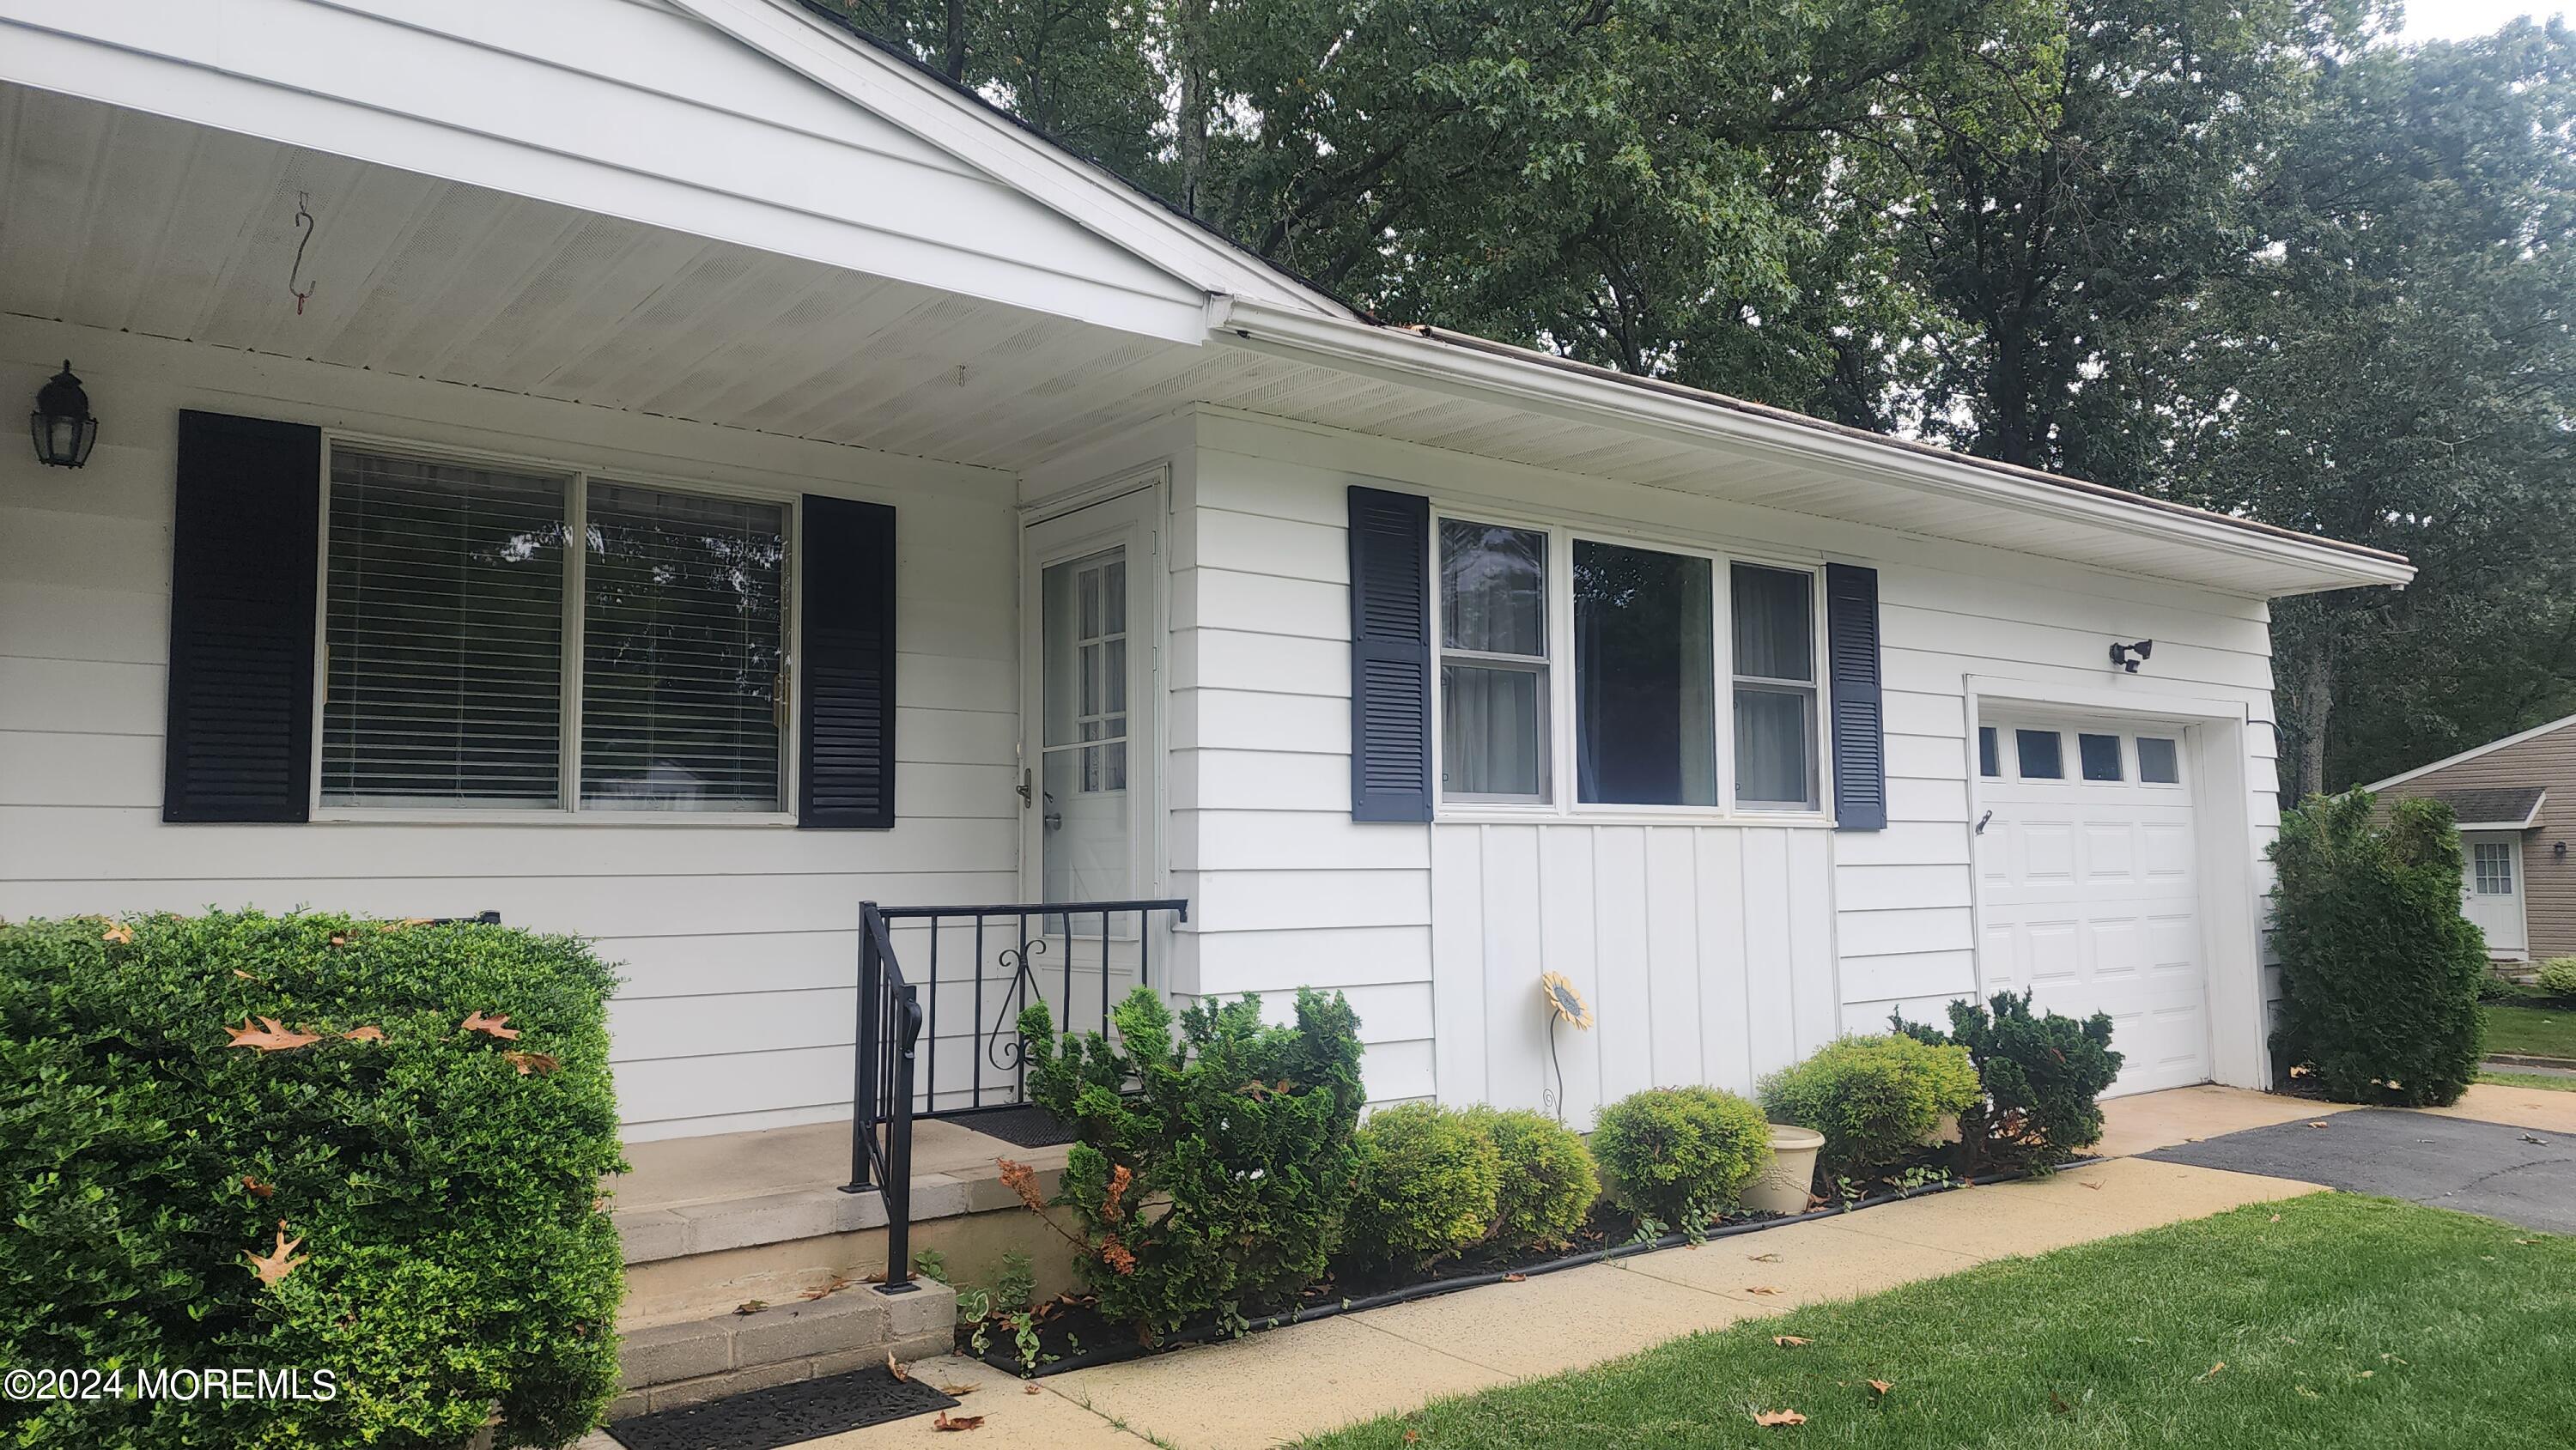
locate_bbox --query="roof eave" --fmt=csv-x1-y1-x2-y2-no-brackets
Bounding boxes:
1210,297,2414,598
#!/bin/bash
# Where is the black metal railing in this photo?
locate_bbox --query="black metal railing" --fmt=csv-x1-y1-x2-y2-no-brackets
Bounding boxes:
841,898,1188,1293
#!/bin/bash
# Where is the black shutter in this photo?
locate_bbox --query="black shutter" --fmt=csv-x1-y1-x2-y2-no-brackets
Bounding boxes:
799,495,896,829
1347,486,1432,822
165,411,321,822
1826,562,1886,831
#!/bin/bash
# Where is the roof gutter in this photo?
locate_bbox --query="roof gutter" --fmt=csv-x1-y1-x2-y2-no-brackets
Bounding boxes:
1207,297,2415,595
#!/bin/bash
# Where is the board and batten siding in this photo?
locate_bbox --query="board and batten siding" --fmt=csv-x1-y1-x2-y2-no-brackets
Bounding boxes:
0,317,1020,1141
1166,410,2281,1123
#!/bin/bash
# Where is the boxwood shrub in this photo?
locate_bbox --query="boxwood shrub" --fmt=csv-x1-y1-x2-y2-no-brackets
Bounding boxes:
1345,1104,1502,1269
1757,1034,1980,1177
1589,1085,1770,1226
0,911,624,1449
1463,1107,1598,1252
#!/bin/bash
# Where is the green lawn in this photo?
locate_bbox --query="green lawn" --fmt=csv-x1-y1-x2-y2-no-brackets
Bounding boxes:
1300,1196,2576,1448
2481,1004,2576,1060
2478,1070,2576,1093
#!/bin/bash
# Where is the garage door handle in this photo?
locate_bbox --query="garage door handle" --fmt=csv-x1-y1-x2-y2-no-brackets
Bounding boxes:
1975,810,1993,836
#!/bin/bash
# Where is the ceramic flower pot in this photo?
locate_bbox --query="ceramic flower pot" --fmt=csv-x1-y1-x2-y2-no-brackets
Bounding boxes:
1743,1124,1825,1216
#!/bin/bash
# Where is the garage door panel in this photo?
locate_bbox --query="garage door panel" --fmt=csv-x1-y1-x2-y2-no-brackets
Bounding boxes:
1977,713,2210,1098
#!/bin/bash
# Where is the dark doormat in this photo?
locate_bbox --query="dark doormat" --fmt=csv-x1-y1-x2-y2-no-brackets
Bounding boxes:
604,1365,958,1450
2145,1108,2576,1233
951,1102,1078,1148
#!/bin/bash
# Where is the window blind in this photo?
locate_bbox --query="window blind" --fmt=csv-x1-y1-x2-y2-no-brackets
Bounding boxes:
580,482,787,812
321,451,568,807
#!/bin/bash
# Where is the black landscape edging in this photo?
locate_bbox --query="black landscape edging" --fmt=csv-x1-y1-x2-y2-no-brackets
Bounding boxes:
977,1155,2104,1379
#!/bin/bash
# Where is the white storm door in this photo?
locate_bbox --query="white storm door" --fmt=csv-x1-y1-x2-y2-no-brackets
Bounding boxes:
2464,834,2528,958
1020,489,1159,909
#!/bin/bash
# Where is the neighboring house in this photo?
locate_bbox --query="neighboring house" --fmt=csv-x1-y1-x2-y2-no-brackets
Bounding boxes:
2369,717,2576,964
0,0,2411,1144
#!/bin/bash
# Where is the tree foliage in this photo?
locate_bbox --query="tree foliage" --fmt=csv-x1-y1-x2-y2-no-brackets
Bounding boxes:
826,0,2576,788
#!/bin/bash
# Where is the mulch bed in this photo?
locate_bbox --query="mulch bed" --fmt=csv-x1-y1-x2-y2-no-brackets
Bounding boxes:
964,1147,2075,1378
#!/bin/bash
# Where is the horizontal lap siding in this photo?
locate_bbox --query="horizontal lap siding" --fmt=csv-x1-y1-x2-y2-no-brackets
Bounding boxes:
1174,416,2280,1119
2373,722,2576,959
0,322,1018,1141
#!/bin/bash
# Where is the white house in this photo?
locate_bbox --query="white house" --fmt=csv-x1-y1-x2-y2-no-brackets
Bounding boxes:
0,0,2412,1147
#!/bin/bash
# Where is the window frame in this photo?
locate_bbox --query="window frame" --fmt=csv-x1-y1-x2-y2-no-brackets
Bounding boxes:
307,430,805,827
1426,504,1835,826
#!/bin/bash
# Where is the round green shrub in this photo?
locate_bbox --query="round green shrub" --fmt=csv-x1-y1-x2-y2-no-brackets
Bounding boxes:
1588,1086,1771,1225
1758,1034,1981,1176
1345,1103,1503,1267
1463,1107,1599,1251
2537,956,2576,999
0,910,624,1449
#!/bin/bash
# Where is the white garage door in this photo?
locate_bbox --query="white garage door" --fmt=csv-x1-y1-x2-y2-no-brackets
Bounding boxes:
1975,715,2209,1096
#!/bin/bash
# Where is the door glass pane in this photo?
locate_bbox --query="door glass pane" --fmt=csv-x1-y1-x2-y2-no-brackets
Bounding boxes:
2475,842,2515,895
1443,663,1546,798
2137,736,2181,784
1441,521,1546,655
2016,729,2063,780
1042,547,1131,905
1575,541,1716,806
2077,732,2123,782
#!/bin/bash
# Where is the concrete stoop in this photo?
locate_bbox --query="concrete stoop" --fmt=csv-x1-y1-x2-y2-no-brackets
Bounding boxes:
610,1280,957,1419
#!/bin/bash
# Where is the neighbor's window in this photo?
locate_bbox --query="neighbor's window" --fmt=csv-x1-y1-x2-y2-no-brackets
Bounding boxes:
321,445,790,814
1439,520,1549,801
1731,563,1819,810
1575,540,1716,806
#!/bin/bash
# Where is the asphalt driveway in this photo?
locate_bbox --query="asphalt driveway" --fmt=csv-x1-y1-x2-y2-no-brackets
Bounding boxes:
2146,1108,2576,1233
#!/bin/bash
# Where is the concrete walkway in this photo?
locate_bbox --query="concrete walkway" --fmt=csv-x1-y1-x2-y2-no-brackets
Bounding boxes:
749,1084,2334,1450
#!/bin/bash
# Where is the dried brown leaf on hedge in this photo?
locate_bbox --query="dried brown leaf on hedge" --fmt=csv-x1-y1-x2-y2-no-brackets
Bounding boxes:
504,1051,561,1077
247,1223,307,1287
342,1025,386,1042
225,1017,321,1053
101,923,134,944
241,1175,275,1198
462,1011,519,1040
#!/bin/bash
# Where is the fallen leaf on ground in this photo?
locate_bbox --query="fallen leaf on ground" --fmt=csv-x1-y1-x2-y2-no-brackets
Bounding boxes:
800,1277,854,1301
2199,1362,2225,1380
1502,1272,1527,1283
2517,1238,2541,1246
886,1352,910,1382
2357,1369,2374,1379
2521,1134,2549,1145
1749,1253,1783,1263
1751,1409,1807,1427
2048,1391,2072,1414
1868,1380,1893,1396
225,1017,320,1053
1773,1336,1810,1347
2269,1213,2282,1222
1403,1434,1421,1446
1022,1386,1041,1396
733,1300,766,1315
343,1025,386,1042
503,1050,560,1077
934,1382,978,1396
2080,1181,2101,1191
2307,1121,2330,1129
102,923,134,944
241,1175,275,1198
1745,1285,1781,1295
247,1223,307,1287
931,1411,984,1431
462,1011,520,1040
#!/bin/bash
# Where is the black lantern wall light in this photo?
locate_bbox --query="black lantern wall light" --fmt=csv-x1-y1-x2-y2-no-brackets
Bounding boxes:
30,361,98,469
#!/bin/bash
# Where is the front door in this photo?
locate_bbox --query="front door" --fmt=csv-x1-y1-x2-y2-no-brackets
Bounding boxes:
1020,488,1161,910
2463,833,2529,959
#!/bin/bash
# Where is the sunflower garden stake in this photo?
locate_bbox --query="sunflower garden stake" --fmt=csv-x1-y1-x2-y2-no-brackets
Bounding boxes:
1540,971,1592,1123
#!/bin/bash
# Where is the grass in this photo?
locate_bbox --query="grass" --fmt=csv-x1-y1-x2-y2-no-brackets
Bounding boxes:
1299,1195,2576,1449
2477,1070,2576,1093
2480,1004,2576,1061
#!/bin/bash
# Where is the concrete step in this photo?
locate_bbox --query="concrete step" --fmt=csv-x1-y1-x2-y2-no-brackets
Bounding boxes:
611,1281,958,1419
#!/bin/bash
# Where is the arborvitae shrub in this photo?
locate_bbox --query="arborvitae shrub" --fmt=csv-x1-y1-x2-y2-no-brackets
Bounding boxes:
2269,791,2485,1105
1588,1085,1771,1225
0,911,623,1449
1345,1104,1501,1268
1758,1034,1981,1177
1463,1107,1599,1252
1019,986,1364,1338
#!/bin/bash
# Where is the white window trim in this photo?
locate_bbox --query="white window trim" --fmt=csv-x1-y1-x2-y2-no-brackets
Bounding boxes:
307,429,804,827
1428,503,1837,828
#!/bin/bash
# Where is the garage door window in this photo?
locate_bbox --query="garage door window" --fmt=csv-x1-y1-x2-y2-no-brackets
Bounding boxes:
2474,841,2516,895
1978,725,2001,778
2015,729,2063,780
2137,736,2181,785
2078,732,2123,782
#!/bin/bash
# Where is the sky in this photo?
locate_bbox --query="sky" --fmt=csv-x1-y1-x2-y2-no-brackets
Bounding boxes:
2396,0,2566,39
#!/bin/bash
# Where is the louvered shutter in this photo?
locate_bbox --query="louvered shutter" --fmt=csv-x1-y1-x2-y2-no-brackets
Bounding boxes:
1826,562,1886,831
166,411,321,822
1346,486,1433,822
799,495,896,829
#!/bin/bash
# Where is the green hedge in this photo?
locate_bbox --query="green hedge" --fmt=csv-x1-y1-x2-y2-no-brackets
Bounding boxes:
1589,1086,1770,1226
1464,1107,1598,1253
2269,792,2485,1105
1757,1034,1980,1177
1346,1104,1501,1269
0,911,625,1449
